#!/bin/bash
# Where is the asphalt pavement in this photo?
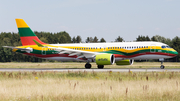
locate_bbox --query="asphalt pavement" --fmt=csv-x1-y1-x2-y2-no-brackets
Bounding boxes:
0,68,180,72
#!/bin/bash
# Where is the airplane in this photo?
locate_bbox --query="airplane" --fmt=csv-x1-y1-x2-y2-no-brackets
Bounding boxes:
3,19,178,69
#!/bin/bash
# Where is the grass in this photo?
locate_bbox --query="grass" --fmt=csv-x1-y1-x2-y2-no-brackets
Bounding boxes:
0,71,180,101
0,62,180,68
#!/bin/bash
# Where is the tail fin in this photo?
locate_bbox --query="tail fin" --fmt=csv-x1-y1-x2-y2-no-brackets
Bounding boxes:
15,19,46,46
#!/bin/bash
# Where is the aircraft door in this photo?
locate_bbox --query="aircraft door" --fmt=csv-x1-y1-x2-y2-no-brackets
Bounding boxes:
150,44,156,53
42,47,46,55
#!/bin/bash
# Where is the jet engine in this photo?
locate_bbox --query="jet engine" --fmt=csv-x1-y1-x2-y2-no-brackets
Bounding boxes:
95,54,115,65
116,59,134,65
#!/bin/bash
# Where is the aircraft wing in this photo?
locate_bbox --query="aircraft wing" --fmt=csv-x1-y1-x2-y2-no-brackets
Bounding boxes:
48,47,99,59
3,46,33,52
32,40,99,59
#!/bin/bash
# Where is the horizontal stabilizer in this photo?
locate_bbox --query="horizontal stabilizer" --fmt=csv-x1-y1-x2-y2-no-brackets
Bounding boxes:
3,46,33,53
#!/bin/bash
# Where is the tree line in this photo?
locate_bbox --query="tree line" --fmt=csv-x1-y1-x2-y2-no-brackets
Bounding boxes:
0,31,180,62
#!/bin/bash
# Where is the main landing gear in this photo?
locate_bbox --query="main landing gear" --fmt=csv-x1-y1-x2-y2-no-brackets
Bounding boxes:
97,65,104,69
85,63,104,69
85,63,92,69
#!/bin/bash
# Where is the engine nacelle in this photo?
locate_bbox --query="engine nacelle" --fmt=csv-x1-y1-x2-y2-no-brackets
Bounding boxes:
116,59,134,65
95,54,115,65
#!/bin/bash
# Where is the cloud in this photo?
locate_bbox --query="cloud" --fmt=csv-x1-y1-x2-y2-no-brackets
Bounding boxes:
49,0,109,9
56,26,70,31
138,27,143,30
177,28,180,31
155,28,160,31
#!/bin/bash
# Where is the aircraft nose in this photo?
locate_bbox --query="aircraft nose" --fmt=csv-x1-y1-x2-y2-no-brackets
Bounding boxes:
172,49,178,56
174,50,178,55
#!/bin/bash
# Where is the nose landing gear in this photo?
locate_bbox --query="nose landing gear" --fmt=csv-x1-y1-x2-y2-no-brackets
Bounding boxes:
159,58,165,69
160,61,165,69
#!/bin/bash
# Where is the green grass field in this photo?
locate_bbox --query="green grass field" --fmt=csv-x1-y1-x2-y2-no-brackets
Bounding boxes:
0,71,180,101
0,62,180,68
0,62,180,101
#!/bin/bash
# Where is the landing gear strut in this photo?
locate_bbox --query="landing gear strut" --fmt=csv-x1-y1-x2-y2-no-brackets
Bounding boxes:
85,63,91,69
160,61,165,69
97,65,104,69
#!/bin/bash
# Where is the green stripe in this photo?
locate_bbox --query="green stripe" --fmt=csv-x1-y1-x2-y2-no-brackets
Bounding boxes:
18,28,36,37
16,49,177,56
101,49,175,56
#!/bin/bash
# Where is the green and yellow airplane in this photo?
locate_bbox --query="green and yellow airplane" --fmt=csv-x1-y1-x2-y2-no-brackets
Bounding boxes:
3,19,178,69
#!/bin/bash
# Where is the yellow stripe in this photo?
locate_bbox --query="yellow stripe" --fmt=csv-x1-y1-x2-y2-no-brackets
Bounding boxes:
15,19,29,28
17,45,172,53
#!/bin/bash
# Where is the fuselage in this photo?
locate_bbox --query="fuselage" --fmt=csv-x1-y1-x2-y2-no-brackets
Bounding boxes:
4,18,178,69
14,41,178,62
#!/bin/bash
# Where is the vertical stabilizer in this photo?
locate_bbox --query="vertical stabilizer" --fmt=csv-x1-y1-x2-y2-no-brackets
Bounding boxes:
15,19,46,46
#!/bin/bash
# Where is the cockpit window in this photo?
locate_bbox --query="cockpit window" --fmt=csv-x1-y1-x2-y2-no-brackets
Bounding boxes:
161,46,166,48
161,45,172,48
166,46,172,48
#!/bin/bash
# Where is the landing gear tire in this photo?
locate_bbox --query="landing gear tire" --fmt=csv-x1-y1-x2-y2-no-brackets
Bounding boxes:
160,61,165,69
85,63,91,69
97,65,104,69
160,65,165,69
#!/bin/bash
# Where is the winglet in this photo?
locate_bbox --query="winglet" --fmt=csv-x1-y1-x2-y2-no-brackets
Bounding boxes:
33,39,44,47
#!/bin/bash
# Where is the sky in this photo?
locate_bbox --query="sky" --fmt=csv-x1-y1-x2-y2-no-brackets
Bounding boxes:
1,0,180,42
